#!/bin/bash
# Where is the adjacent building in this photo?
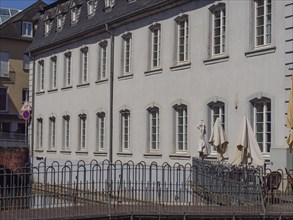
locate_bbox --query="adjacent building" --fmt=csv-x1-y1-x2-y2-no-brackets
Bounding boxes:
0,1,46,146
27,0,293,169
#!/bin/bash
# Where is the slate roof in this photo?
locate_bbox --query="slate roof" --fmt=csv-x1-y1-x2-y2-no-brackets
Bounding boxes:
27,0,191,53
0,0,46,40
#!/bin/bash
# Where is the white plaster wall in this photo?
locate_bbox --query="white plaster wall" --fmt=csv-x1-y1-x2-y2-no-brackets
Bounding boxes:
31,0,290,166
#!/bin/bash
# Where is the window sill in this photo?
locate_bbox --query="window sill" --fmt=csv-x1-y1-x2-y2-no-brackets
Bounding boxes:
203,55,229,65
245,46,276,57
77,82,90,88
48,88,58,93
60,150,71,154
35,149,44,152
169,153,191,160
86,14,95,19
36,91,45,95
61,86,73,90
117,152,133,156
144,68,162,76
143,152,162,158
93,151,107,156
95,79,108,85
76,151,88,155
47,150,57,153
170,62,191,71
118,74,133,81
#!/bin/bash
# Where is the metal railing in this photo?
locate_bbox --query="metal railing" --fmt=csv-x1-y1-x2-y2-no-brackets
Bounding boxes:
0,159,293,220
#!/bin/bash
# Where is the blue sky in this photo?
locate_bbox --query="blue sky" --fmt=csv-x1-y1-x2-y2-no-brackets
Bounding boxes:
0,0,56,10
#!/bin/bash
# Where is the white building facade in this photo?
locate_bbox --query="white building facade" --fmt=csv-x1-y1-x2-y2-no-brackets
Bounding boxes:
27,0,293,169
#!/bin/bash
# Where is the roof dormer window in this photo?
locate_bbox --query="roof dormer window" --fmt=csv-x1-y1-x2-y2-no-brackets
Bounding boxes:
87,0,96,17
22,21,33,37
56,15,64,30
44,20,52,36
104,0,115,11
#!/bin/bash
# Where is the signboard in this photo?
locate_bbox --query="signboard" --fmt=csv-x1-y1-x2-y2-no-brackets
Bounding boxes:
22,110,30,121
21,99,31,112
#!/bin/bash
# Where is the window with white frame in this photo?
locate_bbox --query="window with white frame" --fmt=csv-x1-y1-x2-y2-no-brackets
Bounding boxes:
105,0,115,8
254,0,272,47
120,109,130,151
122,33,132,74
251,98,271,153
0,87,8,112
96,112,105,151
64,52,72,87
98,41,108,80
0,52,9,78
50,56,57,89
62,115,70,150
22,21,33,37
80,47,89,83
71,7,78,24
87,0,95,16
44,20,52,35
208,101,225,151
36,118,43,149
79,113,87,150
210,4,226,55
175,15,189,63
49,116,56,149
38,60,45,92
174,104,188,152
56,15,64,30
148,107,159,151
149,24,161,69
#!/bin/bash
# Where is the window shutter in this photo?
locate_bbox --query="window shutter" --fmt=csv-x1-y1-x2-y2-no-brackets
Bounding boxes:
0,52,9,78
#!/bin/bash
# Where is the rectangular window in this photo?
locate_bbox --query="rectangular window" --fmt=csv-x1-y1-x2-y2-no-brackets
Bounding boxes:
23,54,30,70
71,8,77,23
255,0,271,47
81,47,88,83
64,52,71,86
87,0,94,16
97,112,105,151
208,102,225,152
174,105,187,152
63,115,70,149
148,107,159,151
151,27,161,68
37,118,43,149
0,52,9,78
212,6,226,55
49,117,56,149
22,21,33,37
177,17,189,62
252,99,271,153
79,114,87,150
98,42,107,80
56,15,63,29
121,110,130,150
44,20,51,35
0,87,8,111
38,61,44,91
22,88,29,104
122,34,132,74
50,56,57,89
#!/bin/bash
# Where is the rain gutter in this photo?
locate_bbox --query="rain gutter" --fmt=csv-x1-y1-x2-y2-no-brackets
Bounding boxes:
105,23,114,163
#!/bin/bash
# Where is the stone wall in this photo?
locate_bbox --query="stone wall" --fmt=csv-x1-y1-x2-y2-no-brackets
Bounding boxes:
0,147,29,171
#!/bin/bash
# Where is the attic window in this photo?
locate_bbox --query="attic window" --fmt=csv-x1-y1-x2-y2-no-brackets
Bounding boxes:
104,0,115,10
71,6,80,24
87,0,96,17
44,20,52,36
56,15,64,30
22,21,33,37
